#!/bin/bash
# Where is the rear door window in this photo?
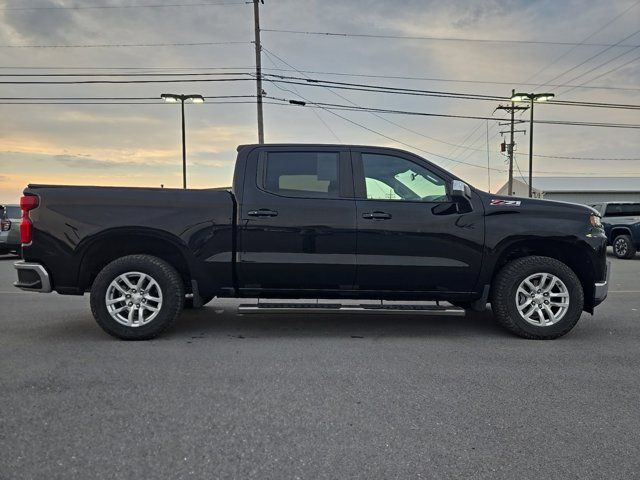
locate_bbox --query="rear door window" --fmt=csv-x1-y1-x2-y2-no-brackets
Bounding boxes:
262,152,340,199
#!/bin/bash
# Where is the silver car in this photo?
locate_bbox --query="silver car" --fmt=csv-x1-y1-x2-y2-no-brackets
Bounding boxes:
0,204,21,255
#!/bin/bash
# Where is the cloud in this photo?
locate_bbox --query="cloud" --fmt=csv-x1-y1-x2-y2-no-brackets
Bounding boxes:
51,154,139,169
0,0,637,199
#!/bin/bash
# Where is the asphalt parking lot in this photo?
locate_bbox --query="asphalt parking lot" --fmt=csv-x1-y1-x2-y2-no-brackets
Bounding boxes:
1,252,639,479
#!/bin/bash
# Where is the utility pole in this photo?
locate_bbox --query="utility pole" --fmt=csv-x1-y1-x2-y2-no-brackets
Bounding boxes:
486,120,491,193
496,92,528,196
181,99,186,188
253,0,264,144
508,91,515,195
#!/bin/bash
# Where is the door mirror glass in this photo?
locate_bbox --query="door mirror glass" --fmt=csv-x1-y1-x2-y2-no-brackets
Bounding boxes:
451,180,471,200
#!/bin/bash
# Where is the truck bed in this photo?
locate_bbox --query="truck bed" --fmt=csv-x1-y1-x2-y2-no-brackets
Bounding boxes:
22,184,236,297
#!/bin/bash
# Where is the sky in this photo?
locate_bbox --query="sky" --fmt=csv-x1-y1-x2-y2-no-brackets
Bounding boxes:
0,0,639,203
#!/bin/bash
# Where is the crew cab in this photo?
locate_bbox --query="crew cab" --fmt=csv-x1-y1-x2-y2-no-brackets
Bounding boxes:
590,202,640,259
14,144,609,340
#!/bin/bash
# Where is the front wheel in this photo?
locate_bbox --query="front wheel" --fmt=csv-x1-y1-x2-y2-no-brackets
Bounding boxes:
613,234,636,259
90,254,185,340
490,256,584,340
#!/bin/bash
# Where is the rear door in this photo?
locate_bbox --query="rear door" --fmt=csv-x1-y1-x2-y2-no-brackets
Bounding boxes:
352,148,484,294
237,146,356,294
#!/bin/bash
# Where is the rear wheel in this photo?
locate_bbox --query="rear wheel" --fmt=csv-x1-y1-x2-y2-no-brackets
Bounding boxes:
490,256,584,340
90,254,184,340
613,234,636,259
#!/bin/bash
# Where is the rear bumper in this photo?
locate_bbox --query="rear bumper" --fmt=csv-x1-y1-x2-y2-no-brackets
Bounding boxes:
594,260,610,306
14,261,52,293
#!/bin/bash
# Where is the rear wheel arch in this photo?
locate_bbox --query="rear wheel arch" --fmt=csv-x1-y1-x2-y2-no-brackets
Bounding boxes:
77,229,193,293
610,226,632,243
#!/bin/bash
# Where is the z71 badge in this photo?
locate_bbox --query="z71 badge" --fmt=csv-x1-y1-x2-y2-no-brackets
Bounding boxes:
490,199,522,206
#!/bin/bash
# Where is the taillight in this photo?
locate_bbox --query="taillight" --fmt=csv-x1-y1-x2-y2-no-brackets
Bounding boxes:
0,219,10,231
20,195,39,245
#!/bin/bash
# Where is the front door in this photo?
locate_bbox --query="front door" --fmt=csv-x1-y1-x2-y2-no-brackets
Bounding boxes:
352,148,484,294
237,146,356,294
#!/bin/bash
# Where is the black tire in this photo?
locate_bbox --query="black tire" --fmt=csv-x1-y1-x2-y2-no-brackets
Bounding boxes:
613,234,636,259
184,294,214,309
490,256,584,340
90,254,184,340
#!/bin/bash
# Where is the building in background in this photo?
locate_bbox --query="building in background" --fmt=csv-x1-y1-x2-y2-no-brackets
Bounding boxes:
496,177,640,204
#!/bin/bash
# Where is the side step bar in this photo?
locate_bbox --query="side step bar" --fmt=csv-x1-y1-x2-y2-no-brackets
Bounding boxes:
237,299,465,316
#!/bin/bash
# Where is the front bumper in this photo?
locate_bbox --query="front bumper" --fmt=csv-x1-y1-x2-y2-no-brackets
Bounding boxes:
14,261,52,293
594,260,610,306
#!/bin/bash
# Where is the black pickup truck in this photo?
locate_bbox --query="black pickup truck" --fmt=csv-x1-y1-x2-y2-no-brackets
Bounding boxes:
590,202,640,259
14,144,609,340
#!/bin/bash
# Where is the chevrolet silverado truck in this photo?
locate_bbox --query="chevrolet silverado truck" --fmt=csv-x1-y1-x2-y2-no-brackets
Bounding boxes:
14,144,609,340
590,202,640,259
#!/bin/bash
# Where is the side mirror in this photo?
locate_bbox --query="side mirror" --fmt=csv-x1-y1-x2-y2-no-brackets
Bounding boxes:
451,180,471,200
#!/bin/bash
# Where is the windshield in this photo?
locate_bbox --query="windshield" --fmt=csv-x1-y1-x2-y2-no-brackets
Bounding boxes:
604,203,640,217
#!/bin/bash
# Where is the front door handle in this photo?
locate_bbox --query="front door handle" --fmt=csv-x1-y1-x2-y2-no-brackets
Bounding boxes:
362,211,392,220
248,208,278,217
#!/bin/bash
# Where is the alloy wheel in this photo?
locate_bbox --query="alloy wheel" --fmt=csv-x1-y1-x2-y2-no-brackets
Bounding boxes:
105,271,163,327
515,272,570,327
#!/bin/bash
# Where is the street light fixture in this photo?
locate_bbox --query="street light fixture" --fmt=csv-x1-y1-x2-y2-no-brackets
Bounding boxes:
161,93,205,189
510,92,555,198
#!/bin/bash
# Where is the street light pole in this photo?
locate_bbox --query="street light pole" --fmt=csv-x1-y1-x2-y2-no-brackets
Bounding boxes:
510,91,555,198
161,93,204,189
181,98,187,189
528,97,534,198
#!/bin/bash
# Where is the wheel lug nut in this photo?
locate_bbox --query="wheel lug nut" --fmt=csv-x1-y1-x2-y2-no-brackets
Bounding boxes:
128,302,133,306
544,300,549,304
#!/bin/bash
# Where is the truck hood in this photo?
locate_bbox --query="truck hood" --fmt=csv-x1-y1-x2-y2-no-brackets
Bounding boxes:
476,191,599,217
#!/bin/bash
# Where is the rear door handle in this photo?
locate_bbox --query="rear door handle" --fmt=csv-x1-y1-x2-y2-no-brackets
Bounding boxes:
247,208,278,217
362,211,392,220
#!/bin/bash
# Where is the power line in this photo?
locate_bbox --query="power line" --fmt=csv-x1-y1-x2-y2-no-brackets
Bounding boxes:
278,103,640,175
261,48,342,142
2,70,637,110
556,48,640,94
0,41,250,49
263,45,470,171
262,74,640,110
0,95,256,100
560,53,640,95
520,0,640,85
262,28,640,48
1,1,247,10
538,28,640,88
0,100,264,105
0,77,253,84
0,72,249,77
272,98,640,129
0,65,635,92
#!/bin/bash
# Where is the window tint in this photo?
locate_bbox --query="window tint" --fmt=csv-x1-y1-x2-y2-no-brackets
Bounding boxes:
361,153,447,202
604,203,640,217
263,152,340,198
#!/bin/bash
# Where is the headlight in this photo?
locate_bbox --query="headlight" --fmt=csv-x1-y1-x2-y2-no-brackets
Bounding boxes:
590,214,602,228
